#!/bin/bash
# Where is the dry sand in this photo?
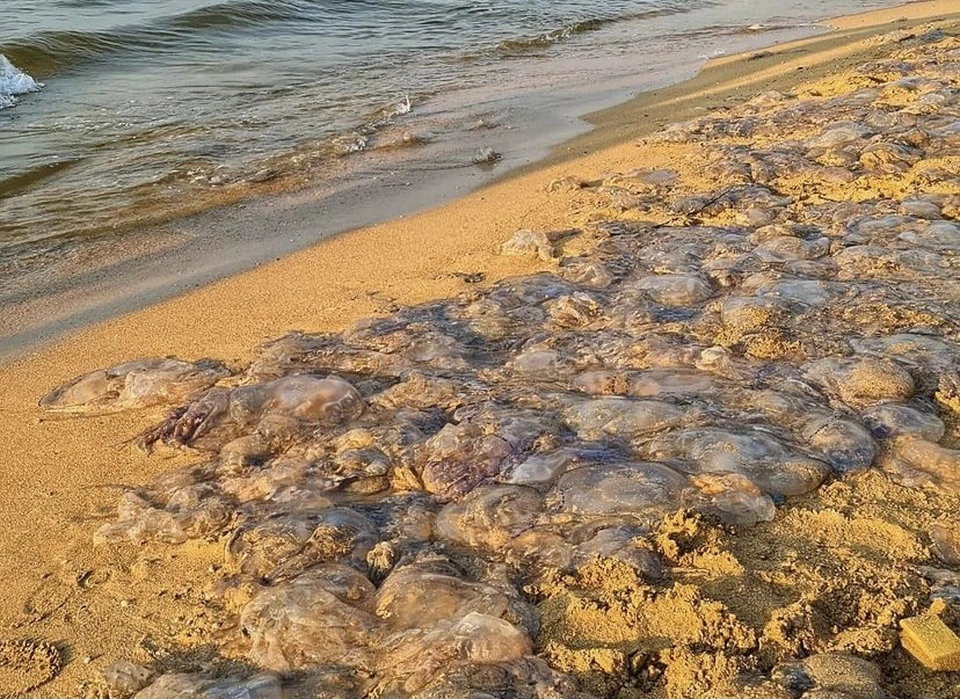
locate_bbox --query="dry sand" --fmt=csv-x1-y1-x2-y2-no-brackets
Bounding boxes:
1,1,959,696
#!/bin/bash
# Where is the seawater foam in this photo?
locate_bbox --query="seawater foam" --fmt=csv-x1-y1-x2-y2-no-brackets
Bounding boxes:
0,54,42,110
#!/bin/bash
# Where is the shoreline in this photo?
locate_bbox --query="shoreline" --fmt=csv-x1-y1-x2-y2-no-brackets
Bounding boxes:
545,0,960,165
0,0,944,364
1,1,958,696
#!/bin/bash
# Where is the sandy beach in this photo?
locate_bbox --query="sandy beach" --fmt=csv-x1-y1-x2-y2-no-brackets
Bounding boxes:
2,1,960,697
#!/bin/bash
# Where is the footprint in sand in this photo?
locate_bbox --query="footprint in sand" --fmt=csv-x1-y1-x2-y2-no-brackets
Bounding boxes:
0,639,61,696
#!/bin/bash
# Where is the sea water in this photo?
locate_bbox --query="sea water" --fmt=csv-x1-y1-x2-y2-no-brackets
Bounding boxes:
0,0,911,279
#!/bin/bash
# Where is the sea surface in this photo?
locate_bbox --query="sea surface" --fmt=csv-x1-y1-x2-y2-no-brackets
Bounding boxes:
0,0,909,269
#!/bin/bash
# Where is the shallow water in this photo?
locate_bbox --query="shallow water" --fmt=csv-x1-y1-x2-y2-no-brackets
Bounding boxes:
1,0,910,265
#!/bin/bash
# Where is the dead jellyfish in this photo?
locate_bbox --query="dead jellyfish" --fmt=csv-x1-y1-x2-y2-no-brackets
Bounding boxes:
375,557,529,632
753,235,830,262
375,612,532,696
139,375,364,449
861,404,945,442
733,389,876,472
800,414,876,473
132,673,283,699
645,428,830,497
499,229,557,262
94,476,232,546
881,437,960,491
687,473,776,527
226,508,378,583
631,274,714,307
563,397,687,441
260,375,364,422
417,422,513,501
851,333,958,372
435,485,542,550
506,450,578,488
240,564,379,672
40,357,229,414
802,357,914,408
550,462,689,522
404,657,588,699
569,523,666,578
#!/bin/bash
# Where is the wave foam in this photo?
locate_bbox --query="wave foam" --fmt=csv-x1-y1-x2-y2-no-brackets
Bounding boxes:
0,54,42,110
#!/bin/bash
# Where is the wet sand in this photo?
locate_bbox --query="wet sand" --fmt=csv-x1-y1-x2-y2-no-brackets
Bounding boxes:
1,1,959,697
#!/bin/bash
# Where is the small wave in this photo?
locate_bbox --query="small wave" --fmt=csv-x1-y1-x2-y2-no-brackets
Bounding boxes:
0,54,42,110
495,18,610,56
735,23,792,34
490,4,697,59
0,0,314,77
0,158,80,197
368,95,413,127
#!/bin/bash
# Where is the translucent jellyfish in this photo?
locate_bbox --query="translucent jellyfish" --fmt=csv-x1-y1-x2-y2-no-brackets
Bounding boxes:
506,450,577,487
94,492,189,546
800,414,876,473
403,331,472,371
802,357,914,408
806,123,872,148
94,485,231,546
244,332,334,381
645,428,830,497
861,404,945,441
101,661,153,697
140,375,364,449
240,564,379,672
631,274,713,307
563,397,687,441
687,473,776,527
219,457,333,509
901,199,943,220
133,673,282,699
558,258,618,288
572,370,632,396
572,524,666,578
376,559,528,632
833,246,903,280
435,485,542,550
900,219,960,251
930,523,960,566
743,390,877,473
801,652,883,699
573,369,720,400
719,296,794,332
545,292,606,329
860,142,922,169
416,425,512,500
406,657,590,699
226,508,378,583
371,372,466,412
881,438,960,491
499,229,557,262
507,348,567,377
754,235,830,262
750,277,839,306
40,358,229,414
851,334,957,372
376,612,532,696
551,462,689,521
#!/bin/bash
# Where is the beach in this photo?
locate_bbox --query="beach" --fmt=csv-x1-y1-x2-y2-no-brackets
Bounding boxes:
1,1,959,697
0,0,933,362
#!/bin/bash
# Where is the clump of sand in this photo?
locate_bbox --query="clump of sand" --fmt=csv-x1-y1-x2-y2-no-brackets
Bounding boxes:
531,473,960,698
